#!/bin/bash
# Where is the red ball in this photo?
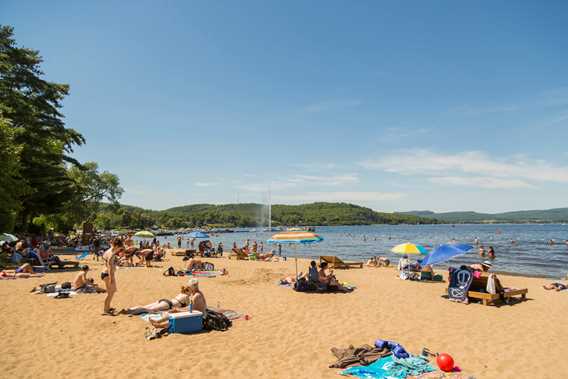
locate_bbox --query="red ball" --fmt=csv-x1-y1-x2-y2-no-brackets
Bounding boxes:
436,353,454,372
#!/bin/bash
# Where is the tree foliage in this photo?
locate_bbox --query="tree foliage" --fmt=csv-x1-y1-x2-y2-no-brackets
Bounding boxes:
0,25,122,232
0,25,85,229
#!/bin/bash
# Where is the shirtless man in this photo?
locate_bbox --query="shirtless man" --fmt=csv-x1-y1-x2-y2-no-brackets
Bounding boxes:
101,239,124,316
72,265,105,293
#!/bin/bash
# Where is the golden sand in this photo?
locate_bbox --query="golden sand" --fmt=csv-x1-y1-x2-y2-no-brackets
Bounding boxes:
1,255,567,378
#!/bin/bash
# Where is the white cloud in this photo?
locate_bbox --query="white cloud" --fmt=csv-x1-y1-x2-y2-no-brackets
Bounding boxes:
289,174,359,186
272,191,404,203
430,176,535,189
194,181,218,187
360,150,568,187
235,174,359,193
304,99,361,113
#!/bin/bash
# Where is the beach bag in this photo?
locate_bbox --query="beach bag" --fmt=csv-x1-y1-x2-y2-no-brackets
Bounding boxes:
202,262,214,271
203,309,232,331
294,277,309,292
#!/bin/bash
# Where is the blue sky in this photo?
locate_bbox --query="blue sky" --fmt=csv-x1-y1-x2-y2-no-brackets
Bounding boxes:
2,1,568,212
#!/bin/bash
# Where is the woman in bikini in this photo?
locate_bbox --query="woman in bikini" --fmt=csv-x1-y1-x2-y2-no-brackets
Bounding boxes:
149,279,207,329
101,238,124,316
119,285,192,315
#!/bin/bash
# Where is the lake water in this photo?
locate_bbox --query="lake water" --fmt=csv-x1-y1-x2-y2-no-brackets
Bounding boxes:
157,224,568,279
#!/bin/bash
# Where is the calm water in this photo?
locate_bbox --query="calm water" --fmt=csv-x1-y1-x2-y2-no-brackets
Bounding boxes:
156,224,568,279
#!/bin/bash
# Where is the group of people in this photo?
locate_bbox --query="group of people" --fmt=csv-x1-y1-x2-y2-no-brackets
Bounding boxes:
478,245,496,259
231,239,277,261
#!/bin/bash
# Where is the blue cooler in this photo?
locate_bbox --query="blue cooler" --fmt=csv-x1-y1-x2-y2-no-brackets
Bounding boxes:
168,311,203,334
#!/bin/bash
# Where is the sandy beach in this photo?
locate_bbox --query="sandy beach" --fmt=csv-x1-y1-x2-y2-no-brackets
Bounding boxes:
1,254,567,379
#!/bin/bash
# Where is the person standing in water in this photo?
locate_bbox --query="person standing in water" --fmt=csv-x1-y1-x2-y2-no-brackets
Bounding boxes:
101,238,124,316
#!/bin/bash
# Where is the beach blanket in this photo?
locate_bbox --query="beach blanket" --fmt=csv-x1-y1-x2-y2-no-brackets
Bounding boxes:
447,267,473,302
342,355,434,378
187,270,223,278
330,344,391,368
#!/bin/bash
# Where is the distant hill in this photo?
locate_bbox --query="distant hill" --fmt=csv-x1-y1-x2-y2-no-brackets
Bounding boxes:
166,202,437,226
402,208,568,223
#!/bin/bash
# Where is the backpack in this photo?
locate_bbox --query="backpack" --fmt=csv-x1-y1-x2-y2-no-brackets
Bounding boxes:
163,266,176,276
294,277,309,292
203,309,232,331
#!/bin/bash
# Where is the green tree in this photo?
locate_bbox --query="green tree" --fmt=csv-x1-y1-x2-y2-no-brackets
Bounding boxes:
64,162,123,225
0,114,23,231
0,25,84,229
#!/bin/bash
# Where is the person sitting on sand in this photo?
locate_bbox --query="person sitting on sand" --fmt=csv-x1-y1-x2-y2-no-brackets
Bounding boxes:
543,282,568,291
308,260,319,283
366,257,378,267
72,265,105,293
397,255,410,271
186,258,203,271
318,262,341,288
120,285,193,315
148,279,207,329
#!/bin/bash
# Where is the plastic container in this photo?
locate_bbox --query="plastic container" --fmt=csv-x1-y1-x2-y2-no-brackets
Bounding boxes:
168,311,203,334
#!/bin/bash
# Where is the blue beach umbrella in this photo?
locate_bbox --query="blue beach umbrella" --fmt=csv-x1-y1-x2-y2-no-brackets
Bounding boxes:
419,243,473,266
187,231,210,239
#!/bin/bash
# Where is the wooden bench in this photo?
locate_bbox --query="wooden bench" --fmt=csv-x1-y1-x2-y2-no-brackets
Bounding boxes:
468,273,528,305
468,288,528,306
320,255,363,269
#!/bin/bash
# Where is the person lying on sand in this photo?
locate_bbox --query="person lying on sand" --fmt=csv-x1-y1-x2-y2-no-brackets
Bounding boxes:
1,263,43,278
120,285,192,315
72,265,105,293
149,279,207,329
543,282,567,291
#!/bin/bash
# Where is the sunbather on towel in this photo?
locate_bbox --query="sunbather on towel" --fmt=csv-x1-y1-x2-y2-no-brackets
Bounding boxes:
1,263,43,278
120,285,192,315
543,282,568,291
149,279,208,329
186,258,203,271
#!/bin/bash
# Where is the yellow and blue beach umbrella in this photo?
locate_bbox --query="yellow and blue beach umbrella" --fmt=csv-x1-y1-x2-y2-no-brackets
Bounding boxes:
267,231,324,244
134,230,154,238
391,242,429,255
267,231,324,278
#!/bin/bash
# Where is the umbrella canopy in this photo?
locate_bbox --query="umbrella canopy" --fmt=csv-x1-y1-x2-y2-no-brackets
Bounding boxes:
391,242,429,255
134,230,155,238
419,243,473,266
0,233,18,242
187,231,210,239
267,231,323,244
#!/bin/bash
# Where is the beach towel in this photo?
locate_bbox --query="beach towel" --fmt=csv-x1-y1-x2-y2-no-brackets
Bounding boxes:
448,267,473,303
139,313,165,322
76,251,89,260
342,355,434,379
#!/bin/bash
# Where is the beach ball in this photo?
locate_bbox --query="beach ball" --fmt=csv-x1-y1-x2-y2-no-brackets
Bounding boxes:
436,353,454,372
